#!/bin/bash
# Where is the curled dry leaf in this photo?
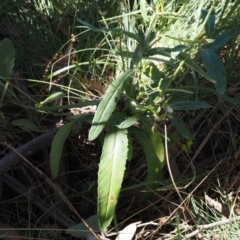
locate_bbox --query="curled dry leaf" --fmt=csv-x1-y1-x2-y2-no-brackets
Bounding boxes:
115,221,141,240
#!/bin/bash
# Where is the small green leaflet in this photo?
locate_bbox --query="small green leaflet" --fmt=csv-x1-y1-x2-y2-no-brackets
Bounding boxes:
116,114,141,129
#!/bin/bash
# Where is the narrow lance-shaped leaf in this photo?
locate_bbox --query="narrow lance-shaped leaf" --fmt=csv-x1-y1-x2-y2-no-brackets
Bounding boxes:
89,69,134,141
76,18,141,43
50,121,76,179
201,48,226,95
38,92,65,107
0,38,15,80
98,127,129,232
201,9,215,37
150,125,165,165
169,114,193,140
131,126,164,192
170,101,210,110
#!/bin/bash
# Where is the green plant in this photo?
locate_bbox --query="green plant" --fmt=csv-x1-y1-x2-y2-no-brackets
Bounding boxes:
5,0,237,237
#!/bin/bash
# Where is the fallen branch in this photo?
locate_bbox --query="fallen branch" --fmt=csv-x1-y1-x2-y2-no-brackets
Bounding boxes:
0,129,57,175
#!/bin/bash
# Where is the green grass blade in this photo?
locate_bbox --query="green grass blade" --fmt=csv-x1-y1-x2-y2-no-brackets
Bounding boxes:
98,127,129,232
170,101,210,110
50,121,76,179
201,48,226,95
89,69,134,141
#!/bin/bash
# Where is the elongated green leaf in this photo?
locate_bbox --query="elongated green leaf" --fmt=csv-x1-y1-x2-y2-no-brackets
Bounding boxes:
169,114,193,140
50,121,76,179
0,38,15,80
222,95,240,104
38,92,65,106
177,52,215,83
201,48,226,95
201,9,215,37
11,119,40,132
98,127,129,232
171,101,210,110
76,18,141,43
150,126,165,166
89,69,134,141
131,126,164,190
116,114,141,129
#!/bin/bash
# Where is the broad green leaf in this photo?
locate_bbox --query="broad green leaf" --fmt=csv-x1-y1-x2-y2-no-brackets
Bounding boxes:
130,126,164,190
11,119,40,132
98,127,129,232
0,38,15,80
170,101,210,110
116,114,141,129
169,114,193,140
38,92,65,107
201,9,215,37
50,121,76,179
89,69,134,141
66,214,99,238
201,48,226,95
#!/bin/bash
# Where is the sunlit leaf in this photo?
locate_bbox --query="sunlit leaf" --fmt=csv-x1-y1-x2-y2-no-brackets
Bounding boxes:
140,0,148,22
39,92,65,106
89,69,134,141
116,114,141,129
98,127,129,232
